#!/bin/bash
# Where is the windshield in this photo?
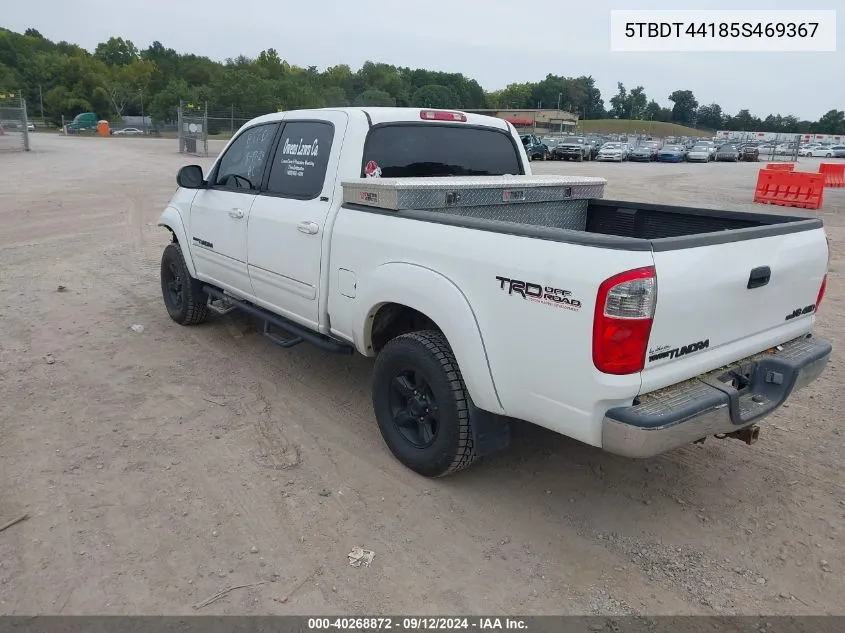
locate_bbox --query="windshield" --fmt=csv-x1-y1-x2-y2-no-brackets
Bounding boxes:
691,146,709,151
602,143,621,150
563,138,584,144
363,124,523,178
663,145,682,151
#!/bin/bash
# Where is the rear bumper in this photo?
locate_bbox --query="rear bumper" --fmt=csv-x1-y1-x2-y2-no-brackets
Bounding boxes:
601,334,831,458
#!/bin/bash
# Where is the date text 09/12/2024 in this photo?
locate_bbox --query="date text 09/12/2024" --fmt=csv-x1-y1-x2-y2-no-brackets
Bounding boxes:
307,617,528,630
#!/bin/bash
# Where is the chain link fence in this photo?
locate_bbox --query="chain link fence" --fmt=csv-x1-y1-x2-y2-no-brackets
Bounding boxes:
0,91,30,152
167,102,279,145
177,100,209,157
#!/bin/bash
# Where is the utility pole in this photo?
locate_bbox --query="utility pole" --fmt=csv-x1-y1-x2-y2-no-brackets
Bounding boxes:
139,89,145,130
557,93,562,111
38,84,44,119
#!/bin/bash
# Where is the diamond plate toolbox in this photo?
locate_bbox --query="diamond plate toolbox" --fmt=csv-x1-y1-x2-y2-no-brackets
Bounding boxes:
341,175,607,211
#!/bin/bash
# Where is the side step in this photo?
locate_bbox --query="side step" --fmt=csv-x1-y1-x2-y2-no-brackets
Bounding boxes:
263,321,302,348
202,286,354,355
208,296,238,315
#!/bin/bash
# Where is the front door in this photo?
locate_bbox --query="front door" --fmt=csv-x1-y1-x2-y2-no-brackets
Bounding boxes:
188,122,279,294
247,113,347,330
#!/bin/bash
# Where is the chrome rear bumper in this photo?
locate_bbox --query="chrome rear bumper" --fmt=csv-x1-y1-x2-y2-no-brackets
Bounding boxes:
601,335,831,458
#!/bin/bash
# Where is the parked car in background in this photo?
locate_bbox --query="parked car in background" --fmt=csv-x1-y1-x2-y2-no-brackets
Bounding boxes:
584,137,603,159
551,136,591,161
740,144,760,162
697,140,717,160
113,127,144,136
627,144,655,162
521,134,549,161
644,141,660,159
830,145,845,158
802,146,835,158
716,144,741,162
686,145,712,163
657,144,685,162
595,142,625,162
26,121,35,132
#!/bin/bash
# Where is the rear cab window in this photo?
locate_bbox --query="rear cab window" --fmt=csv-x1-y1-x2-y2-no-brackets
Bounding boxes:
362,124,523,178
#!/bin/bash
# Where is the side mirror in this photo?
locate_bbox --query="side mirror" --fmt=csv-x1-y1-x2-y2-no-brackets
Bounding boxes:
177,164,205,189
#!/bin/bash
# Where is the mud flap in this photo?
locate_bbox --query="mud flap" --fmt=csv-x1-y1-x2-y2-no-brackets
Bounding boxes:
468,399,511,457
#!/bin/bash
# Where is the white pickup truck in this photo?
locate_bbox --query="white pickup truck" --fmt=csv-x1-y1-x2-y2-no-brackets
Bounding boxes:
158,107,831,478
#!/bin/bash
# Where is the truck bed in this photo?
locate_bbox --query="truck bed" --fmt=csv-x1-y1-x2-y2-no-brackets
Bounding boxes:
342,177,822,252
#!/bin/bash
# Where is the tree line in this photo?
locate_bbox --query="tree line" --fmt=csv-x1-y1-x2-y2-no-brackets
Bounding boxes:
1,27,843,135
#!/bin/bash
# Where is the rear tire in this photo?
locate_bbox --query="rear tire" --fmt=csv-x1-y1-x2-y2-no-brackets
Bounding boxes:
161,242,209,326
372,330,476,478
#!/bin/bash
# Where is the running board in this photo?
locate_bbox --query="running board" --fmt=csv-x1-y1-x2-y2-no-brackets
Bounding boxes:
202,286,354,355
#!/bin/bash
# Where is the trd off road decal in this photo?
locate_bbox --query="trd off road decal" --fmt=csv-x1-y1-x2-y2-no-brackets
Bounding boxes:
785,304,815,321
648,339,710,363
495,276,582,311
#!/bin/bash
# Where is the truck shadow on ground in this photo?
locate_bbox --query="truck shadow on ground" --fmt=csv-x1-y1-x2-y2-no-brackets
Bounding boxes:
221,310,785,545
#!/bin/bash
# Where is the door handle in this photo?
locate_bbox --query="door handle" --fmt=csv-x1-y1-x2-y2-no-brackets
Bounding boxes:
229,208,245,219
297,221,320,235
747,266,771,289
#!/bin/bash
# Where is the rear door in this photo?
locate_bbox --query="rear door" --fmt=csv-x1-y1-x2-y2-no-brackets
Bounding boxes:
246,113,347,330
641,228,828,392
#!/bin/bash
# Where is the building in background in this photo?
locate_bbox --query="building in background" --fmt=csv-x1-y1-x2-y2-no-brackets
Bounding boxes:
464,109,579,135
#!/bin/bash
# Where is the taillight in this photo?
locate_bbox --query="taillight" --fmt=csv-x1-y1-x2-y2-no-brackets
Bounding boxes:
816,274,827,312
593,267,657,375
816,234,830,312
420,110,467,122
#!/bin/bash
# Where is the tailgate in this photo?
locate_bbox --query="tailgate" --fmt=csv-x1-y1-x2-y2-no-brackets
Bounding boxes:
641,228,828,390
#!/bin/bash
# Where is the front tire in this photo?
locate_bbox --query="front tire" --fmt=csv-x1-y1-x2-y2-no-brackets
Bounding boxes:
372,330,476,478
161,242,209,325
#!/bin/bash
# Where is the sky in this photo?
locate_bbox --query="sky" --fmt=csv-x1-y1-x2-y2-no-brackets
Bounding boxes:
4,0,843,120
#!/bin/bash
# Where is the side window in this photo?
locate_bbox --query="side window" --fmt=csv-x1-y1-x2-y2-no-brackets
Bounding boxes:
214,123,278,191
265,121,335,199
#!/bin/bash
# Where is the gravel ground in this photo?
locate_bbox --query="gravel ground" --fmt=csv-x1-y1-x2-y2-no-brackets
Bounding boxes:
0,134,843,616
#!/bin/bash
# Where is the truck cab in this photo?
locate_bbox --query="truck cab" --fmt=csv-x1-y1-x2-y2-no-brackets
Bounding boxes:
67,112,97,132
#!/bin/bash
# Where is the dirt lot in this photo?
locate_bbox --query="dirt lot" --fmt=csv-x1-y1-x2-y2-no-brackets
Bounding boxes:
1,135,843,616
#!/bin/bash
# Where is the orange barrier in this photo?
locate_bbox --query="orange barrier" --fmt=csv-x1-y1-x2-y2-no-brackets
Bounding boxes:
819,163,845,188
765,163,795,171
753,169,825,210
